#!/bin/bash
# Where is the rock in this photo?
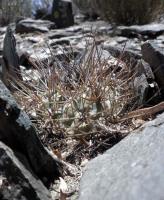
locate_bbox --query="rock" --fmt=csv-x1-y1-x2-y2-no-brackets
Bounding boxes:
51,0,74,28
103,37,141,56
48,30,74,40
79,112,164,200
103,45,141,66
120,58,159,114
2,26,22,89
115,36,128,44
50,38,70,46
137,60,161,105
32,0,53,20
0,80,62,185
0,141,52,200
19,51,32,69
16,18,55,34
19,48,51,69
72,0,98,20
72,0,80,16
141,41,164,98
116,24,164,39
75,45,112,67
0,27,7,35
133,59,160,105
105,45,141,60
139,59,155,81
102,45,160,109
48,26,83,39
79,20,113,35
77,44,154,107
18,44,80,71
133,73,149,105
102,45,147,75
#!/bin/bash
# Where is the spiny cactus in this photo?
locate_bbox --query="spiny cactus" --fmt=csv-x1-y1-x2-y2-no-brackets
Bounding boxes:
13,40,134,138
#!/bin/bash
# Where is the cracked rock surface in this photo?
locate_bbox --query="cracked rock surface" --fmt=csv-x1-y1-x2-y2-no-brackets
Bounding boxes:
79,113,164,200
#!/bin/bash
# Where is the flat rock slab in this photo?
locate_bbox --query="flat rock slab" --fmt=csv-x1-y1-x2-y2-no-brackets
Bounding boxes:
16,18,55,34
79,113,164,200
0,141,52,200
116,24,164,38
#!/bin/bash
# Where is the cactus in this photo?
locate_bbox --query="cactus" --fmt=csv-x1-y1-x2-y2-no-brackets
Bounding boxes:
13,41,134,138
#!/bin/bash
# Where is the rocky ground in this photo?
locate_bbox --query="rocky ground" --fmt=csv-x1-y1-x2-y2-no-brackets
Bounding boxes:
3,19,164,60
0,17,164,199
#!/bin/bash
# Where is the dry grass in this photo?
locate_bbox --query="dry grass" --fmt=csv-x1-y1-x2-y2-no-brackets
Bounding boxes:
88,0,164,25
0,0,31,26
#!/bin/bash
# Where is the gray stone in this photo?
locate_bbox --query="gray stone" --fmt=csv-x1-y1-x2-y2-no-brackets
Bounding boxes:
0,141,52,200
2,26,22,89
103,45,141,71
141,41,164,98
16,18,55,34
50,38,70,46
72,0,98,20
0,80,62,185
65,25,83,33
51,0,74,28
48,30,74,40
0,27,7,35
48,26,83,40
116,24,164,38
79,113,164,200
32,0,53,20
103,45,141,62
139,59,155,81
19,51,31,69
103,45,160,106
133,73,149,105
135,59,160,105
76,45,112,67
77,44,154,107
